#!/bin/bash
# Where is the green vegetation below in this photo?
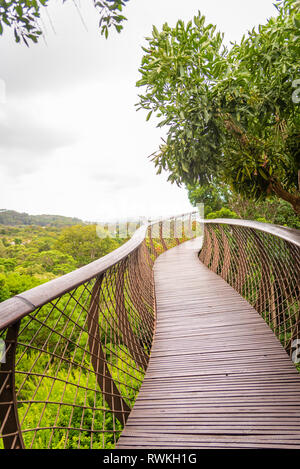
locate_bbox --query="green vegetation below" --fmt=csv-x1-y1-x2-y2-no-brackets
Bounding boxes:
0,222,124,303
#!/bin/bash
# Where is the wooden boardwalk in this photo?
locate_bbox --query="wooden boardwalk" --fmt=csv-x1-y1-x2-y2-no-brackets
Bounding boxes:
117,239,300,449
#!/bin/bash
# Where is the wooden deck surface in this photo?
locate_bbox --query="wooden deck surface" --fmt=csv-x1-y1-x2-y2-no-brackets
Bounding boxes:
117,239,300,449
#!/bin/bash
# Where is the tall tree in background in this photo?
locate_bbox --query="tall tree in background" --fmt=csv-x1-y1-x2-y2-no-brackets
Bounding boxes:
137,0,300,214
0,0,129,45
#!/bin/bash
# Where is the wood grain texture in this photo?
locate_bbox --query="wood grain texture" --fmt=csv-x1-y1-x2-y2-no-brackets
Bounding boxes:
117,239,300,449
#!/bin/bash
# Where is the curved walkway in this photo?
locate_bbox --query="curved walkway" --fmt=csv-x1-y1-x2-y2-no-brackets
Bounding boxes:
117,239,300,449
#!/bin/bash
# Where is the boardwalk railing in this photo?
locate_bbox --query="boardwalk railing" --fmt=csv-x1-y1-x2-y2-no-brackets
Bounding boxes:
1,214,299,450
0,213,199,449
200,219,300,359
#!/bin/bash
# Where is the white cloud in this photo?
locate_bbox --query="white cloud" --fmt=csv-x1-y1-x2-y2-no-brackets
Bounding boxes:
0,0,278,221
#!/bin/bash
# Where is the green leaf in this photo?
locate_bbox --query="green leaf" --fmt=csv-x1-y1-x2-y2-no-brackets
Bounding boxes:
258,168,269,180
293,17,300,29
146,111,153,121
152,25,159,37
14,28,20,43
182,162,189,172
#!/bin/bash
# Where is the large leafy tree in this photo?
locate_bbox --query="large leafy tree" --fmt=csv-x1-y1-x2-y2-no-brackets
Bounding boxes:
0,0,129,45
137,0,300,214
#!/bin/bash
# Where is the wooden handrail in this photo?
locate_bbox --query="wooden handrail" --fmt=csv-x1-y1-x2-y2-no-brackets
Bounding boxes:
202,218,300,247
0,211,298,450
0,224,149,330
199,219,300,357
0,212,198,449
1,215,299,330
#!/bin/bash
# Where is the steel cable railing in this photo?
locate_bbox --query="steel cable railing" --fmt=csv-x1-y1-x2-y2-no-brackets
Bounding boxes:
0,213,199,449
199,219,300,360
2,214,298,450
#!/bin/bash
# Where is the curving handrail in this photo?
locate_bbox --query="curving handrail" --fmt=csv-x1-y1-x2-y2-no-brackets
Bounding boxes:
0,224,149,330
203,218,300,247
1,212,299,449
199,218,300,358
0,212,199,449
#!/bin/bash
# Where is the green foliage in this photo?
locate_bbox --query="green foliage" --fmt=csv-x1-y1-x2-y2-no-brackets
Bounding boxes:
0,239,6,257
15,351,123,449
0,209,84,227
206,207,239,220
255,217,269,223
56,224,121,267
0,218,135,448
0,222,125,302
270,199,300,228
0,0,44,45
187,182,300,228
187,181,230,216
0,271,42,301
0,273,10,302
0,0,129,45
11,300,144,449
137,0,300,214
96,0,129,38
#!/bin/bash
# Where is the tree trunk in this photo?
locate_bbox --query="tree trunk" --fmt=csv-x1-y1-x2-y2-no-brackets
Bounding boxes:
270,179,300,216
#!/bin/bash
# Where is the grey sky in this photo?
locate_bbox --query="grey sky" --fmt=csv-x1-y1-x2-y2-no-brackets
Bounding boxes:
0,0,278,221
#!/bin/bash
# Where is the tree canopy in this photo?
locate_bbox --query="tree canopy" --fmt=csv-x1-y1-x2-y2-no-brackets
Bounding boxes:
0,222,124,302
55,224,120,266
137,0,300,214
0,0,129,45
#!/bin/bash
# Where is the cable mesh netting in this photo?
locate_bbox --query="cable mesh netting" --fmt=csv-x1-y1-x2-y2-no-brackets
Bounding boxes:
0,214,199,449
199,222,300,359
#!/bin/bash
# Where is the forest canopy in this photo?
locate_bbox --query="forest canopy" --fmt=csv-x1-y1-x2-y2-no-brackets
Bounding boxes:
0,220,123,303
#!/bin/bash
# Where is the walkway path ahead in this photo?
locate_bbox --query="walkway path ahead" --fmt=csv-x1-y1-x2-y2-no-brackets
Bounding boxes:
117,239,300,449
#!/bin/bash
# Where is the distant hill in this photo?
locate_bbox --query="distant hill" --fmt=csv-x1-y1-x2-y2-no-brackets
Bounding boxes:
0,209,85,227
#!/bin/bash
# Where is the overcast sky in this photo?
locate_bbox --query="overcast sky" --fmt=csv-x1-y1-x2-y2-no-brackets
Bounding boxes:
0,0,278,222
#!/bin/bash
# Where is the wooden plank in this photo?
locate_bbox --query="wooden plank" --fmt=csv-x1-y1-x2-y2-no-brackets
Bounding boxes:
116,239,300,449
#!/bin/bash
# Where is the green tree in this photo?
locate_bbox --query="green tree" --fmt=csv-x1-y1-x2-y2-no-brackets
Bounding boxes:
0,273,10,302
0,258,17,272
55,224,120,267
19,249,77,275
187,181,230,216
206,207,239,220
0,221,126,303
0,271,42,301
0,0,129,45
0,239,6,257
188,181,300,227
137,0,300,214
